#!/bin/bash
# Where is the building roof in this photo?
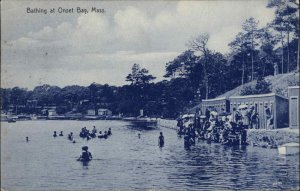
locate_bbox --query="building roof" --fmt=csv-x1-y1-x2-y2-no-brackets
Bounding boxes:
288,86,300,89
98,108,111,111
229,93,288,100
202,97,228,102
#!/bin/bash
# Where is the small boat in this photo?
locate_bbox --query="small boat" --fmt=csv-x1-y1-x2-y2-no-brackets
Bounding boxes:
123,117,157,127
7,118,17,123
278,142,300,155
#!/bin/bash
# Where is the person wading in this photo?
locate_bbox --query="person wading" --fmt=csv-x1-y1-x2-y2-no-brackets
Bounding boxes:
158,132,164,147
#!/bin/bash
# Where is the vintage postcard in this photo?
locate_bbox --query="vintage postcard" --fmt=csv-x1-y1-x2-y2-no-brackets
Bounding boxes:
1,0,299,190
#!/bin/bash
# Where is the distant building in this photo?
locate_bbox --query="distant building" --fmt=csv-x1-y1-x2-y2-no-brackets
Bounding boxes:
41,109,48,116
288,86,299,129
98,109,112,116
87,109,96,116
48,109,57,116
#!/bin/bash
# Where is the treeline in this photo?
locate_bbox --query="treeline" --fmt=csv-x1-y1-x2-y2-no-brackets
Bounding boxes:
0,80,194,118
1,0,299,118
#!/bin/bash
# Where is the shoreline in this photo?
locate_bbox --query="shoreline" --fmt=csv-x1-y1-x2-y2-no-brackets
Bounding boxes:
157,118,300,148
2,118,299,148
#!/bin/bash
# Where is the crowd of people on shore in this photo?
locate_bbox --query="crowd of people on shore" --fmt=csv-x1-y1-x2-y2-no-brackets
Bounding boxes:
177,105,266,148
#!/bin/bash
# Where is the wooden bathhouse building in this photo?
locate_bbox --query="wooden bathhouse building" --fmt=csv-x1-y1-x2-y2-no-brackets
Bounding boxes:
288,86,299,129
200,93,289,129
201,97,230,114
229,93,289,129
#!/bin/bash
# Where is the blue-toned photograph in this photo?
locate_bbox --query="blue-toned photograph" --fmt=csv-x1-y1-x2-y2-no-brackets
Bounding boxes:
1,0,299,190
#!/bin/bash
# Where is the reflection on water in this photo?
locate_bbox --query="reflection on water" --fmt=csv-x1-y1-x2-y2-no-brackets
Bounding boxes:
1,120,299,191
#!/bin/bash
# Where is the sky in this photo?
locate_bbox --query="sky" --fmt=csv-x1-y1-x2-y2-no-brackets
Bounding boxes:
1,0,275,90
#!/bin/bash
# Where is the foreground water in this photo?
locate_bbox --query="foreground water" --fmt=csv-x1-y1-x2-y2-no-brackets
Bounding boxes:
1,120,299,191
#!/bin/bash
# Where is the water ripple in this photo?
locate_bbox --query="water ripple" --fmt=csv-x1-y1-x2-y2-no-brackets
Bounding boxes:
1,120,299,191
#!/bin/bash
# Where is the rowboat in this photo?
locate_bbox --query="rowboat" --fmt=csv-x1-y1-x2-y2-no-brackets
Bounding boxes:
278,142,299,155
123,117,157,127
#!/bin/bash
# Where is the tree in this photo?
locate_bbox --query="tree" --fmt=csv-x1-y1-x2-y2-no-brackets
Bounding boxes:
258,26,280,76
7,87,30,113
268,0,299,73
31,84,61,106
59,85,89,111
0,88,11,110
122,64,156,116
255,77,272,94
88,82,98,105
229,32,250,86
242,17,260,81
187,33,210,99
126,63,156,86
164,50,199,79
206,52,229,97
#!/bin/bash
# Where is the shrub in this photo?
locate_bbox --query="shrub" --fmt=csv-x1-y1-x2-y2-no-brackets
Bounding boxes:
240,85,255,95
240,77,272,96
255,78,272,94
287,75,300,86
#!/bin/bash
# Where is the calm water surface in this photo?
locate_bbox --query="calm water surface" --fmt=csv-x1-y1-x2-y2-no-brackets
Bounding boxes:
1,120,299,190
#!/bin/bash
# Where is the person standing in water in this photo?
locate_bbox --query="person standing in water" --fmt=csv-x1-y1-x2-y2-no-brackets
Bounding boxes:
92,126,97,134
158,132,164,147
26,137,30,142
68,132,73,141
78,146,92,162
138,133,141,139
103,131,108,139
59,131,64,136
53,131,57,137
98,131,104,138
107,128,112,136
